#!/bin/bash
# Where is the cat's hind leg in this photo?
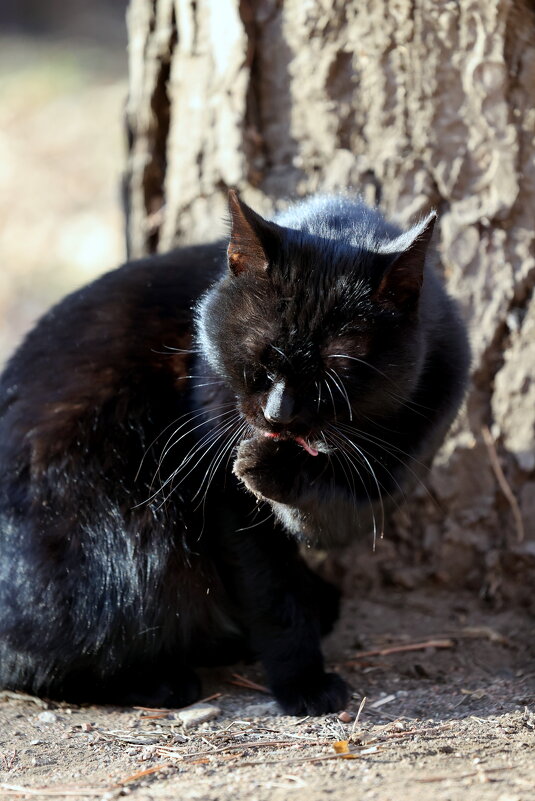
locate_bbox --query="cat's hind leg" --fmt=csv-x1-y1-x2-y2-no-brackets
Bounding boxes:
59,661,202,708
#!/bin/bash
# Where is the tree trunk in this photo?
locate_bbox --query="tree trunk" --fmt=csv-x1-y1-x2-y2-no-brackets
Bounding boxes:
124,0,535,606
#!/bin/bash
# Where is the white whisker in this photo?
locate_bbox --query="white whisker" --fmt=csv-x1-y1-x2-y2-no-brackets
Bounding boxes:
327,425,385,550
329,354,433,418
134,402,234,483
327,368,353,421
155,414,242,511
323,375,338,422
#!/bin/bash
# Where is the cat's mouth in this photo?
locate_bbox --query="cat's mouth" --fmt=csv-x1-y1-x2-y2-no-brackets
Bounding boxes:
262,430,319,457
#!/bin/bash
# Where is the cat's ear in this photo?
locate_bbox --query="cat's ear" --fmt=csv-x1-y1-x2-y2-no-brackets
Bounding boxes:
227,190,280,275
373,212,436,310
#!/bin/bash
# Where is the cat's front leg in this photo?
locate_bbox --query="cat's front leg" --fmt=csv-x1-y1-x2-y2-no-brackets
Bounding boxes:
233,436,320,505
219,525,350,715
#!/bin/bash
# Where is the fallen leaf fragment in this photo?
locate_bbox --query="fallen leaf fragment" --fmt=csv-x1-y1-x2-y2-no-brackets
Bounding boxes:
333,740,359,759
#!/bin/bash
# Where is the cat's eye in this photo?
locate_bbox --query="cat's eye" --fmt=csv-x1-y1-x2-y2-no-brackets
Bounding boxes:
325,353,360,371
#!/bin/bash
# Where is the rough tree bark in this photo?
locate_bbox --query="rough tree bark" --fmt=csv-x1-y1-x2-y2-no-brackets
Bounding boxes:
124,0,535,606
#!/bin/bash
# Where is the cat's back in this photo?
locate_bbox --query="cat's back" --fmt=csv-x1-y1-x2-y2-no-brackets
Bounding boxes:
0,243,223,418
0,243,225,494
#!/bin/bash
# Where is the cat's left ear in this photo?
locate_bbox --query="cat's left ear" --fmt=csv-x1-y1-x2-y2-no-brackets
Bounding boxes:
227,190,281,276
373,212,437,310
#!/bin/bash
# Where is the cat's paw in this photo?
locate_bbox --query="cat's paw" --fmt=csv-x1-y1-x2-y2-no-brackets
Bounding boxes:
272,671,350,716
233,437,298,503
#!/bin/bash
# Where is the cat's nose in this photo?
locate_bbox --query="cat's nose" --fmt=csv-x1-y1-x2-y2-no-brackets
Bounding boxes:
263,379,295,425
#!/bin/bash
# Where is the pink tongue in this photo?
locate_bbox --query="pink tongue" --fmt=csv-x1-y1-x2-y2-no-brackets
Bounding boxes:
294,436,319,457
262,430,319,456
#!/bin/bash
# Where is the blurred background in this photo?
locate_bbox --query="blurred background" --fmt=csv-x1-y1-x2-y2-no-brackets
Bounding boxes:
0,0,128,365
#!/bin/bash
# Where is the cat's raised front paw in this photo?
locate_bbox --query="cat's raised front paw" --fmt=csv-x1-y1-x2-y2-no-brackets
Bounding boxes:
272,671,350,716
233,437,297,503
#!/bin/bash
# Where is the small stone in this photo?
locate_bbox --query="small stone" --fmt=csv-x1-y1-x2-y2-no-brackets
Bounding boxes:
137,746,157,762
242,701,280,717
177,703,221,729
31,757,56,767
338,710,354,723
37,711,58,723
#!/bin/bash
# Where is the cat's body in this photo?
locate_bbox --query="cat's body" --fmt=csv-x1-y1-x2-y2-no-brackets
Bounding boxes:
0,194,469,713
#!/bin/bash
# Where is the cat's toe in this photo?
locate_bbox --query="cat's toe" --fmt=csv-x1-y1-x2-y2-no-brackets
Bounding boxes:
272,672,350,716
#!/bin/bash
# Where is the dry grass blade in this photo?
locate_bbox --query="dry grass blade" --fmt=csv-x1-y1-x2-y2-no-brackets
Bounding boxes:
157,738,329,762
458,625,509,644
97,730,163,745
415,765,515,783
0,691,49,708
237,745,381,768
0,784,106,797
382,723,453,741
350,696,367,741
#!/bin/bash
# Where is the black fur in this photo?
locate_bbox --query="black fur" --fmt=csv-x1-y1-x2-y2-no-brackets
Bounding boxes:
0,193,469,714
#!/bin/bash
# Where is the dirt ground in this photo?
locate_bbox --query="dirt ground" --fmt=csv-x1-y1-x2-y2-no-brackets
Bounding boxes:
1,585,535,801
1,20,535,801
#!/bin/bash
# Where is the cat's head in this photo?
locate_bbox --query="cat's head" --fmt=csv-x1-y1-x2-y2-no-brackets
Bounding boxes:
197,191,435,452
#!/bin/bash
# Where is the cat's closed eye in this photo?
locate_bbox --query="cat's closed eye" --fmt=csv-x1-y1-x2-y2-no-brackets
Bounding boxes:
323,334,371,371
244,363,272,392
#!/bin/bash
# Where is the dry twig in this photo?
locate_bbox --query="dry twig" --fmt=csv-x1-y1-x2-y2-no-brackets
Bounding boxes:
226,674,269,693
482,425,525,542
133,691,223,714
115,763,174,785
344,638,454,663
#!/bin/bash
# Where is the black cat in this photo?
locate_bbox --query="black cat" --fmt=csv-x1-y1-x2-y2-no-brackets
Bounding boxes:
0,192,469,714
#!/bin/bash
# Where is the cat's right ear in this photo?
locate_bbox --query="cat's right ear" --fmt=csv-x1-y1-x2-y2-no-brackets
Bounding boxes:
227,190,280,275
373,212,436,310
